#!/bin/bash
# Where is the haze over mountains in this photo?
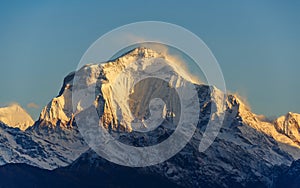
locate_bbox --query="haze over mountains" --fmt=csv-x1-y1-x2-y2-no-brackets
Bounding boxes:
0,47,300,187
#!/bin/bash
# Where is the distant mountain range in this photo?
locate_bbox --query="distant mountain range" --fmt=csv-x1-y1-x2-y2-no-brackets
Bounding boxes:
0,47,299,187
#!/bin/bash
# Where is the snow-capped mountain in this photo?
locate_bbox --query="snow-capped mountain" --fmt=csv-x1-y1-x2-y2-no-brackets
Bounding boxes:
57,47,300,187
0,47,300,187
0,103,34,131
274,112,300,145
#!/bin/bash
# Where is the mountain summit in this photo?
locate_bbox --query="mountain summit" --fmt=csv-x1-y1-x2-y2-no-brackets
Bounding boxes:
0,103,34,131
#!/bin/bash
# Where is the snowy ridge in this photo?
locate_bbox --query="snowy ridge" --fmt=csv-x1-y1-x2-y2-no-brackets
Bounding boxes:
226,95,300,158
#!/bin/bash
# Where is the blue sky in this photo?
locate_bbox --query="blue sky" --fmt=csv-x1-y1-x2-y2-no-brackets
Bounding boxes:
0,1,299,119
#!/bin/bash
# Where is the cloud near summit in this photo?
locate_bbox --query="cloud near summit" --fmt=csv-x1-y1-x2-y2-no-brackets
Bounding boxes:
27,102,39,109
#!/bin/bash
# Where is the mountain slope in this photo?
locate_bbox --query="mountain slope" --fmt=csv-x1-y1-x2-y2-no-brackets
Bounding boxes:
275,159,300,188
0,121,79,169
0,151,297,188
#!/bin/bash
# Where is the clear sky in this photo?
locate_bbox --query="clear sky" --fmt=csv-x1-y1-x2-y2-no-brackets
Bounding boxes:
0,0,299,119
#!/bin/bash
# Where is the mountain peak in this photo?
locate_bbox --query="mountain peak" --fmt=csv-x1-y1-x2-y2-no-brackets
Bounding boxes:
111,47,164,60
0,103,34,131
274,112,300,144
126,47,164,58
37,47,197,130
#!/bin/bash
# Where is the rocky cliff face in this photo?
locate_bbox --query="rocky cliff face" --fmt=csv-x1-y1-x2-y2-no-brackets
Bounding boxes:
36,72,75,128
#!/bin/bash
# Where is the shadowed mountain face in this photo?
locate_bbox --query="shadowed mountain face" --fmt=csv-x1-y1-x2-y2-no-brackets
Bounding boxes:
0,47,300,187
275,160,300,188
0,160,182,188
